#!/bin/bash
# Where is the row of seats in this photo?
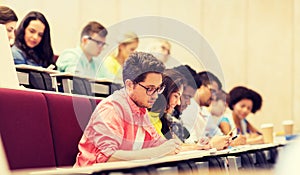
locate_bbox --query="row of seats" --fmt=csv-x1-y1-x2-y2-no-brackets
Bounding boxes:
0,87,101,170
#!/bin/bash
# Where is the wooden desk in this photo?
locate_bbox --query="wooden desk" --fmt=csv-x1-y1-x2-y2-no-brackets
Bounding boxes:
10,143,283,175
51,73,120,97
15,65,58,91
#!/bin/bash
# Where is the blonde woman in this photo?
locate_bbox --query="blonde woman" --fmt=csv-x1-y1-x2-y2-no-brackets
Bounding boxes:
98,32,139,83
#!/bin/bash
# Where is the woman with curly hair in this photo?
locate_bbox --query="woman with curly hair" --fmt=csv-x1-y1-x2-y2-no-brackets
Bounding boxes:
219,86,264,145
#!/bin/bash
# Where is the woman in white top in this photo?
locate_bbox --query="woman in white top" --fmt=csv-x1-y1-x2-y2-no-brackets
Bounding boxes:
219,86,264,145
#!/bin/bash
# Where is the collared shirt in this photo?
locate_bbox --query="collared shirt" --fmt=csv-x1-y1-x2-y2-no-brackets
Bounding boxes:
56,47,98,78
181,99,223,143
75,88,166,166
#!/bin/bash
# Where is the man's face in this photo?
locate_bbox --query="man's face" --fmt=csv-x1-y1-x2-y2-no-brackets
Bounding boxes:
83,33,106,57
128,73,163,108
195,81,219,107
178,85,196,112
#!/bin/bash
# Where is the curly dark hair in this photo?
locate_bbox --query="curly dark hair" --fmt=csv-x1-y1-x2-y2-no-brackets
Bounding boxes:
122,52,165,83
228,86,262,113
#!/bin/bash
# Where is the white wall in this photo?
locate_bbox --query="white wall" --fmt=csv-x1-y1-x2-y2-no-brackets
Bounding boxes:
2,0,299,133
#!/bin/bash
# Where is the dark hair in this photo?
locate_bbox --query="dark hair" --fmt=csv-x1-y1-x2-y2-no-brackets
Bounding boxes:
173,65,201,89
161,69,186,111
14,11,54,67
197,71,222,90
0,6,18,24
123,52,165,83
215,89,229,104
80,21,107,39
228,86,262,113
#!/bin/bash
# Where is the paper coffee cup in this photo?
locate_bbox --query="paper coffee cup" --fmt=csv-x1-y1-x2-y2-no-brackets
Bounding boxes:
282,120,294,136
261,123,274,144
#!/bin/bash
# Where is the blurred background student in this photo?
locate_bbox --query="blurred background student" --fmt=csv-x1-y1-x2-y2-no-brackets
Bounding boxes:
219,86,264,145
97,31,139,83
0,6,18,46
56,21,107,78
12,11,54,68
146,39,171,66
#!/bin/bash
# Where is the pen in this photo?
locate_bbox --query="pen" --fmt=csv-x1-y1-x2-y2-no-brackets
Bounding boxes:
226,127,236,136
231,135,238,140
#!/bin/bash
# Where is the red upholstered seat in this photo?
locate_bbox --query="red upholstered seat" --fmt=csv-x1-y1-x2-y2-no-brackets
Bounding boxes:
0,88,56,170
43,93,93,167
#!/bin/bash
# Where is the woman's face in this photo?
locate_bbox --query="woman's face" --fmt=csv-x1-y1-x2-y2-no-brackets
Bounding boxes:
24,20,45,48
167,85,183,114
119,40,138,60
232,99,253,119
5,21,17,45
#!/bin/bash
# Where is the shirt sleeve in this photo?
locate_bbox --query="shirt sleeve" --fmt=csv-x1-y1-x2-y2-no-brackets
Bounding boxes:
85,101,125,162
12,47,26,64
219,116,230,124
56,51,78,73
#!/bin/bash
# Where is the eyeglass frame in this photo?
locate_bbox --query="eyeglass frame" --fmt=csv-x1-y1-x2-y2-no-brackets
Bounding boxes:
86,36,107,47
137,83,166,96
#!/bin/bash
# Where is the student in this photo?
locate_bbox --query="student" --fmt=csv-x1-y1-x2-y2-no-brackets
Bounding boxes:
173,65,200,117
75,52,181,166
97,31,138,82
219,86,264,145
56,21,107,78
12,11,54,68
181,71,221,140
149,69,187,141
181,71,230,150
0,6,18,46
146,39,171,64
201,90,229,138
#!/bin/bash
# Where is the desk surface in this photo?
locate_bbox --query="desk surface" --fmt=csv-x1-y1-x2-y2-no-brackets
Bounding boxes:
11,143,281,175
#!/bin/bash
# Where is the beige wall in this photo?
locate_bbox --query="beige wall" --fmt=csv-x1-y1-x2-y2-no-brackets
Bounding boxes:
2,0,299,133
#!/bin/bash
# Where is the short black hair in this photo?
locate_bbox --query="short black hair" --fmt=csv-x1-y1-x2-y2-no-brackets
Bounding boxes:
122,52,165,83
173,65,201,89
197,71,222,90
228,86,262,113
80,21,107,39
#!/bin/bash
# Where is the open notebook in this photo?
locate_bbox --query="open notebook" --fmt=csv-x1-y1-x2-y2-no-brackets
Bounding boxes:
0,24,20,89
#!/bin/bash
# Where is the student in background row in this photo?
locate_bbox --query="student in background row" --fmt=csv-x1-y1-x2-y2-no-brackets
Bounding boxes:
75,52,180,166
97,31,138,83
219,86,264,145
12,11,54,68
146,39,171,65
0,6,18,46
56,21,107,78
181,71,230,150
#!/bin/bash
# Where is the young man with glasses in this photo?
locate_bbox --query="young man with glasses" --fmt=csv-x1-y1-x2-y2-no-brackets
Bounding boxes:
180,71,230,150
56,21,107,78
75,52,181,166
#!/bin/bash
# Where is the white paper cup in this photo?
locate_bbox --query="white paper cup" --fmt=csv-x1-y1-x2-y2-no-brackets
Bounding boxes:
282,120,294,136
261,123,274,144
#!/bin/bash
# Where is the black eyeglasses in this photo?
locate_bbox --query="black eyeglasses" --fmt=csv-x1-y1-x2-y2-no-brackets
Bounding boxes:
138,83,165,96
87,36,107,47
